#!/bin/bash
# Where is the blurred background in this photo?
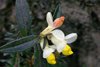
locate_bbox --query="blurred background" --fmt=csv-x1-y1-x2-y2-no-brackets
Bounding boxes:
0,0,100,67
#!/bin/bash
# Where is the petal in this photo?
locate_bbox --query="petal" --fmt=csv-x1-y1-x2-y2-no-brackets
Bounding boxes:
43,47,55,58
65,33,77,43
50,36,61,45
56,43,66,53
46,12,53,26
62,45,73,56
50,45,56,49
50,33,66,52
50,35,66,46
51,29,65,41
40,38,44,49
46,53,56,64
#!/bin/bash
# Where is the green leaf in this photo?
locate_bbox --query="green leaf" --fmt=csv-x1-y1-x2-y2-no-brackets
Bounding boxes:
0,40,35,52
14,53,20,67
16,0,32,36
53,4,62,20
34,43,45,67
0,35,36,52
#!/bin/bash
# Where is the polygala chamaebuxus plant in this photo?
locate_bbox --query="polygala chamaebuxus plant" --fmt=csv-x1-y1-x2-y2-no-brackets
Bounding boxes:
40,12,78,64
0,0,78,66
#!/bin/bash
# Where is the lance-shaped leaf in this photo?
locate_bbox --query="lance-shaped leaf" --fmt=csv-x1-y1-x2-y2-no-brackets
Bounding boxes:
0,35,36,50
16,0,32,36
0,40,35,52
53,4,62,20
34,43,45,67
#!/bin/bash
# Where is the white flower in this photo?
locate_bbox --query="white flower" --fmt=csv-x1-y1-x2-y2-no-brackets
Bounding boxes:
39,12,65,64
40,12,65,37
43,47,55,58
39,11,78,64
40,38,56,64
49,29,77,53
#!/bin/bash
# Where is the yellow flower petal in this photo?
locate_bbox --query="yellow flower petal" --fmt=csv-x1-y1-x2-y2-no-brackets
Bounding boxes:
46,53,56,64
62,45,73,56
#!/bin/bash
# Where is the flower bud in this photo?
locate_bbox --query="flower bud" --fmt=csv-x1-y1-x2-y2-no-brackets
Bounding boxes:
53,16,65,28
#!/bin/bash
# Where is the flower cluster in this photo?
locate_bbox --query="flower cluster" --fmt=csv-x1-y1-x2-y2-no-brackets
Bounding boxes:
40,12,77,64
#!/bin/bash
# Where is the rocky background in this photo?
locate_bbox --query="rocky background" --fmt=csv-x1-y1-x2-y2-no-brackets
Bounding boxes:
0,0,100,67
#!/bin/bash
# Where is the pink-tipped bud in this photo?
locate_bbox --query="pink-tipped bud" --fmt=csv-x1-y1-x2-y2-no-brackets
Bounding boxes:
53,16,65,28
